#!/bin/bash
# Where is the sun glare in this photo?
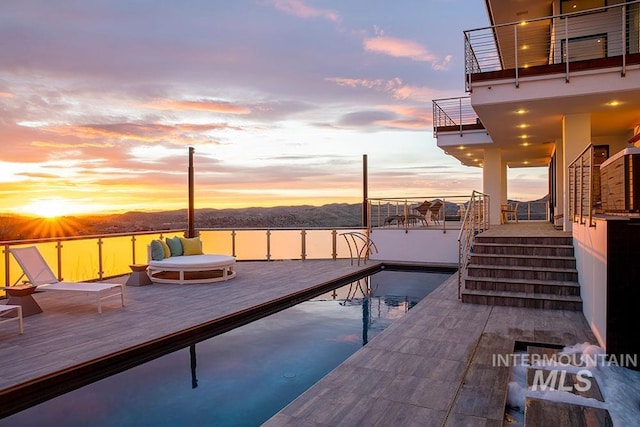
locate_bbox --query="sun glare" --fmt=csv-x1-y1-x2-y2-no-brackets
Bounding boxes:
20,198,81,218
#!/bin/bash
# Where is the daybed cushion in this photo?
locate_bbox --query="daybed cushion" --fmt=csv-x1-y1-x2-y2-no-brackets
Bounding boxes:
180,237,204,255
150,240,165,261
166,236,183,256
148,254,234,269
160,240,171,258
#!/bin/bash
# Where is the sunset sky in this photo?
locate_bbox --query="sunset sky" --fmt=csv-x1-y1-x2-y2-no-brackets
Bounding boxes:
0,0,548,217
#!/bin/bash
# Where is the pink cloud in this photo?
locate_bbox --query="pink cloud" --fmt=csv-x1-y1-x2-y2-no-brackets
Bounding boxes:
272,0,339,22
326,77,402,91
363,36,451,70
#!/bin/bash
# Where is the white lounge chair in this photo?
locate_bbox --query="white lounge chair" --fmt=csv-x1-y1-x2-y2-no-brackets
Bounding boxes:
0,305,23,334
9,247,125,314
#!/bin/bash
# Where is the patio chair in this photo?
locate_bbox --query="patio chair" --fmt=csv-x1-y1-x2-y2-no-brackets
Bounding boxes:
9,247,125,314
0,305,23,334
501,202,519,224
407,201,430,226
429,201,443,224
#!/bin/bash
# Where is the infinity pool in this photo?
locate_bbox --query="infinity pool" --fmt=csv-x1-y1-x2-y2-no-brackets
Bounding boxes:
3,269,452,426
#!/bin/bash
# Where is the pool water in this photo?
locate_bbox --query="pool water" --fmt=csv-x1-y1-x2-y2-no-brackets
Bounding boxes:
3,269,451,426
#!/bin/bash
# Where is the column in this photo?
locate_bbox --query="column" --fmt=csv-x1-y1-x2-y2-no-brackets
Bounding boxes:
482,147,505,225
562,113,591,232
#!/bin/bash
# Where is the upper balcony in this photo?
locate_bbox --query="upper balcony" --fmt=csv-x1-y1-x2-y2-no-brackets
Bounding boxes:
465,0,640,92
440,1,640,167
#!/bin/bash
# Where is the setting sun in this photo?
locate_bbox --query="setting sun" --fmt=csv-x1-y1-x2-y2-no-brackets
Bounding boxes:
20,198,84,218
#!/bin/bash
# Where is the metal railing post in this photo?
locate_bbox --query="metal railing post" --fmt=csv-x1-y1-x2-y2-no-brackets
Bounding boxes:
331,229,337,260
4,244,10,288
565,17,570,82
514,25,519,88
97,238,104,280
459,97,463,134
231,230,236,257
266,229,271,261
622,4,627,77
301,229,307,261
131,235,136,265
56,241,63,281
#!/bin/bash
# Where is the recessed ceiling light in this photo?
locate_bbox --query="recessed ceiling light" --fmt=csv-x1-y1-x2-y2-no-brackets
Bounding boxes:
608,100,620,107
521,45,529,50
466,153,472,157
519,134,529,139
524,160,530,165
458,145,465,150
516,109,527,114
518,124,529,129
522,142,530,147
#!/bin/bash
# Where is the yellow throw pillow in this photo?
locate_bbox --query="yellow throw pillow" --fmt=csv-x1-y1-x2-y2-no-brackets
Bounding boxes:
180,237,204,255
160,239,171,258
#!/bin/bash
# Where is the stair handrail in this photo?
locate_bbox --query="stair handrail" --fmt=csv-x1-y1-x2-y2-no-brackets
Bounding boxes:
457,191,489,299
339,232,378,266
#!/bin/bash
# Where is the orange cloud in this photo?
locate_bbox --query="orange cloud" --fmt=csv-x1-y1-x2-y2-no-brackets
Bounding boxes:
32,141,116,148
145,99,250,114
272,0,339,22
0,92,14,98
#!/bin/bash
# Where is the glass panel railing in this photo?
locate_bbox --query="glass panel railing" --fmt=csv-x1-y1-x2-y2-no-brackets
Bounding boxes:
1,227,365,297
305,229,336,259
198,230,234,256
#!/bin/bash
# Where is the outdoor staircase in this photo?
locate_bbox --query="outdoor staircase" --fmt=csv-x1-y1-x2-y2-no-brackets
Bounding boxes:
461,234,582,310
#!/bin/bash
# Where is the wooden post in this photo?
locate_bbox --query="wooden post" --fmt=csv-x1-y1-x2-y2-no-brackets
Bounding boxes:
187,147,195,238
362,154,368,228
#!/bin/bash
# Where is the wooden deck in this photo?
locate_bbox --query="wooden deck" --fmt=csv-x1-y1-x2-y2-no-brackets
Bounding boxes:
0,255,598,425
0,259,374,417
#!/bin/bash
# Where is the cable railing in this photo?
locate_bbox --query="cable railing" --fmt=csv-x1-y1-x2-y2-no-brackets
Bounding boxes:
457,191,490,299
568,144,597,227
367,195,473,234
1,227,365,295
432,96,481,136
464,0,640,90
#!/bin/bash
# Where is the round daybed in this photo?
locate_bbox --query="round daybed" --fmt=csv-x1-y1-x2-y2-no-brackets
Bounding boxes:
147,254,236,285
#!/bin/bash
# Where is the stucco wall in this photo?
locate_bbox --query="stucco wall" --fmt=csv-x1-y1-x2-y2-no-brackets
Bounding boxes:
368,228,458,265
573,218,608,348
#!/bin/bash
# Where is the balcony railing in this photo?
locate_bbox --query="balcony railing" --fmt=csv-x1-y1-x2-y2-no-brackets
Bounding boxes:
464,0,640,90
367,195,473,233
568,144,598,226
432,97,482,136
1,227,364,294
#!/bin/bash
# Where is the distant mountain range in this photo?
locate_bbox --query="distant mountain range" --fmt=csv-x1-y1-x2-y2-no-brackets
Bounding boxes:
0,203,364,241
0,196,549,241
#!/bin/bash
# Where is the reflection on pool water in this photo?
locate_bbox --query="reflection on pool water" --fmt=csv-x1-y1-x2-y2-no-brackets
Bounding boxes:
4,269,452,426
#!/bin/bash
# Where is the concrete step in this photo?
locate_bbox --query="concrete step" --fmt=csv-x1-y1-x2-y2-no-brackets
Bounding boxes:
461,289,583,310
465,276,580,296
475,235,572,246
470,253,576,269
467,264,578,282
472,242,574,257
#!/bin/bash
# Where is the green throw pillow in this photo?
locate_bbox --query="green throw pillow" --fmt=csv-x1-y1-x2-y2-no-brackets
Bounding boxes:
150,240,165,261
165,236,183,256
180,237,204,255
